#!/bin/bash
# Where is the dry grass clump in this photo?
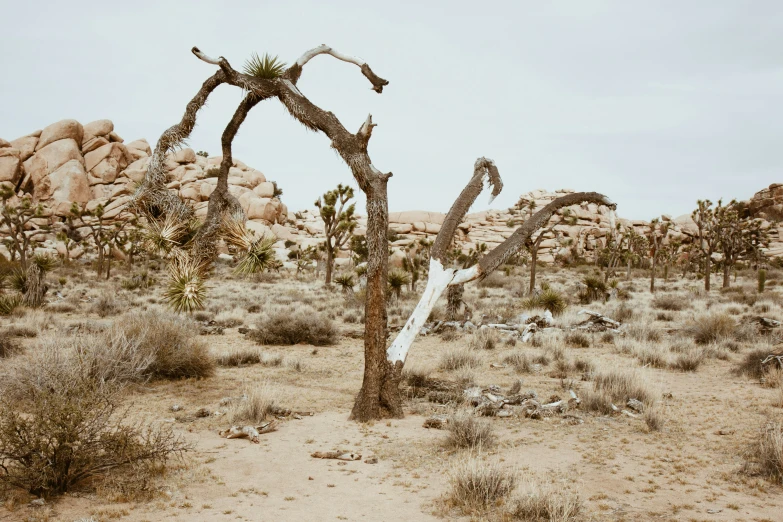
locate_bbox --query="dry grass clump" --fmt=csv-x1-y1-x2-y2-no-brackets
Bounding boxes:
670,350,703,372
687,313,735,344
652,294,687,311
762,367,783,389
644,403,666,431
216,347,262,367
741,420,783,484
445,454,516,515
92,291,123,317
251,308,337,346
509,474,583,521
593,367,657,407
633,343,671,369
440,347,482,371
735,348,779,380
0,331,21,358
503,352,532,373
445,413,496,450
108,313,215,380
469,328,498,350
230,383,279,424
0,345,189,497
579,388,615,415
627,323,662,343
565,332,591,348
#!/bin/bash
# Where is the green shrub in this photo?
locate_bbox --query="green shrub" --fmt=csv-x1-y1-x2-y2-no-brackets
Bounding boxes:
521,289,567,316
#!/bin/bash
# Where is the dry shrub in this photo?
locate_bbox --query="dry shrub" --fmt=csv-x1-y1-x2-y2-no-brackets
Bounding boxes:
735,348,779,380
47,301,77,314
634,344,670,369
0,331,21,358
252,308,337,346
670,350,703,372
230,384,279,424
565,332,590,348
445,455,516,515
509,474,583,521
445,414,496,450
742,420,783,483
573,357,595,378
92,291,123,318
644,403,666,431
0,346,188,497
613,303,634,322
627,324,662,343
107,313,214,380
579,387,615,415
593,367,657,407
470,329,498,350
652,294,687,311
763,367,783,389
440,347,482,371
687,313,735,344
503,352,532,373
213,308,245,328
217,347,262,367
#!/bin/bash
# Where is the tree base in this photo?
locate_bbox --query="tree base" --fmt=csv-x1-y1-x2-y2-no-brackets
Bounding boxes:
349,361,404,422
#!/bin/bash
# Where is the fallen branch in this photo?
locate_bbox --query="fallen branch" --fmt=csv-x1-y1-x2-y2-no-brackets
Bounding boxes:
219,420,278,443
311,451,362,461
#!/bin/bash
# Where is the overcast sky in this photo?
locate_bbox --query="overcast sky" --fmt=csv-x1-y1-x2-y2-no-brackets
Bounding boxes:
1,1,781,220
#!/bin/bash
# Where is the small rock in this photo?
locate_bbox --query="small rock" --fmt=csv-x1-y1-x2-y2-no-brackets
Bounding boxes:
29,498,45,507
626,398,645,413
364,457,379,464
195,407,211,418
170,404,182,412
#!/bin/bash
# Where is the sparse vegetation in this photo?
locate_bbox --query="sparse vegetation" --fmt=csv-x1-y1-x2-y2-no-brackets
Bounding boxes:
445,455,515,515
251,308,337,346
445,414,496,450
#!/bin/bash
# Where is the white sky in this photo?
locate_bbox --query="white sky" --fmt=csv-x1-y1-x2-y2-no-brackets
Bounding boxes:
1,1,781,220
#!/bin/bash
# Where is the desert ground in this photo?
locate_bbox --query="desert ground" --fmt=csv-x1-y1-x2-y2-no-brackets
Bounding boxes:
1,260,783,522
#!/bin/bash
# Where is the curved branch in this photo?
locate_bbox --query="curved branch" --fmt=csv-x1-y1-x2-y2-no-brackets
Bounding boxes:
431,157,502,262
132,70,226,220
289,44,389,93
478,192,615,278
190,93,265,264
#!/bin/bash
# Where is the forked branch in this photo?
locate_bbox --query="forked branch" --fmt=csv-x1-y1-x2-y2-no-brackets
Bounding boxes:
386,159,616,365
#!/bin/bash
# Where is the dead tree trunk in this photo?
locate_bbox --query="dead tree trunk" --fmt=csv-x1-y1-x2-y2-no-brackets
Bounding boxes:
325,246,334,285
22,263,46,308
529,245,538,295
386,159,615,403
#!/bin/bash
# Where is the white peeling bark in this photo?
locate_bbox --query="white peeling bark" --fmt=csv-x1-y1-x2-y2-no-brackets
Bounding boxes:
386,259,479,364
296,44,366,68
192,47,223,65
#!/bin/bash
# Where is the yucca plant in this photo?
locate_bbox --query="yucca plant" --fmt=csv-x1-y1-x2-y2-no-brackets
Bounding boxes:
334,273,355,293
32,253,58,273
243,52,287,80
388,269,411,300
0,294,21,316
164,257,207,313
222,214,278,276
538,288,568,315
143,214,187,257
9,268,27,294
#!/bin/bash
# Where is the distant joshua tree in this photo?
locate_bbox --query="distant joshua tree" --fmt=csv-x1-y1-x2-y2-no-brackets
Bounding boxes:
315,183,357,285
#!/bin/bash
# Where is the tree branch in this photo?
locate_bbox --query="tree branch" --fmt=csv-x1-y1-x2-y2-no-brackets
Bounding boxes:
290,44,389,93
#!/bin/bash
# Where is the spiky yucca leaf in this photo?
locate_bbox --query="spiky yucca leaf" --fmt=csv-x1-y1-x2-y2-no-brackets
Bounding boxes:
9,268,27,294
334,273,355,292
144,214,187,256
32,254,58,273
164,257,207,313
0,294,21,316
222,213,254,251
243,53,286,80
221,213,278,276
236,235,278,276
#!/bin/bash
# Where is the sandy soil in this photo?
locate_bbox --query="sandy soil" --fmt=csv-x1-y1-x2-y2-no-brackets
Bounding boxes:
2,267,783,521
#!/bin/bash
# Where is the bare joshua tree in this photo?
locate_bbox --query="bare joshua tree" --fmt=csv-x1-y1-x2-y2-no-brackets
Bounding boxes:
384,158,615,417
133,44,393,420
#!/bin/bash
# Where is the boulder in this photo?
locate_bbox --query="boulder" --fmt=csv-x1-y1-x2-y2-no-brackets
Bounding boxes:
389,210,446,225
81,136,110,154
9,135,39,161
36,119,84,151
0,139,9,148
24,139,83,196
48,160,91,214
0,148,22,184
172,148,196,164
254,181,276,198
85,143,132,178
82,119,114,144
